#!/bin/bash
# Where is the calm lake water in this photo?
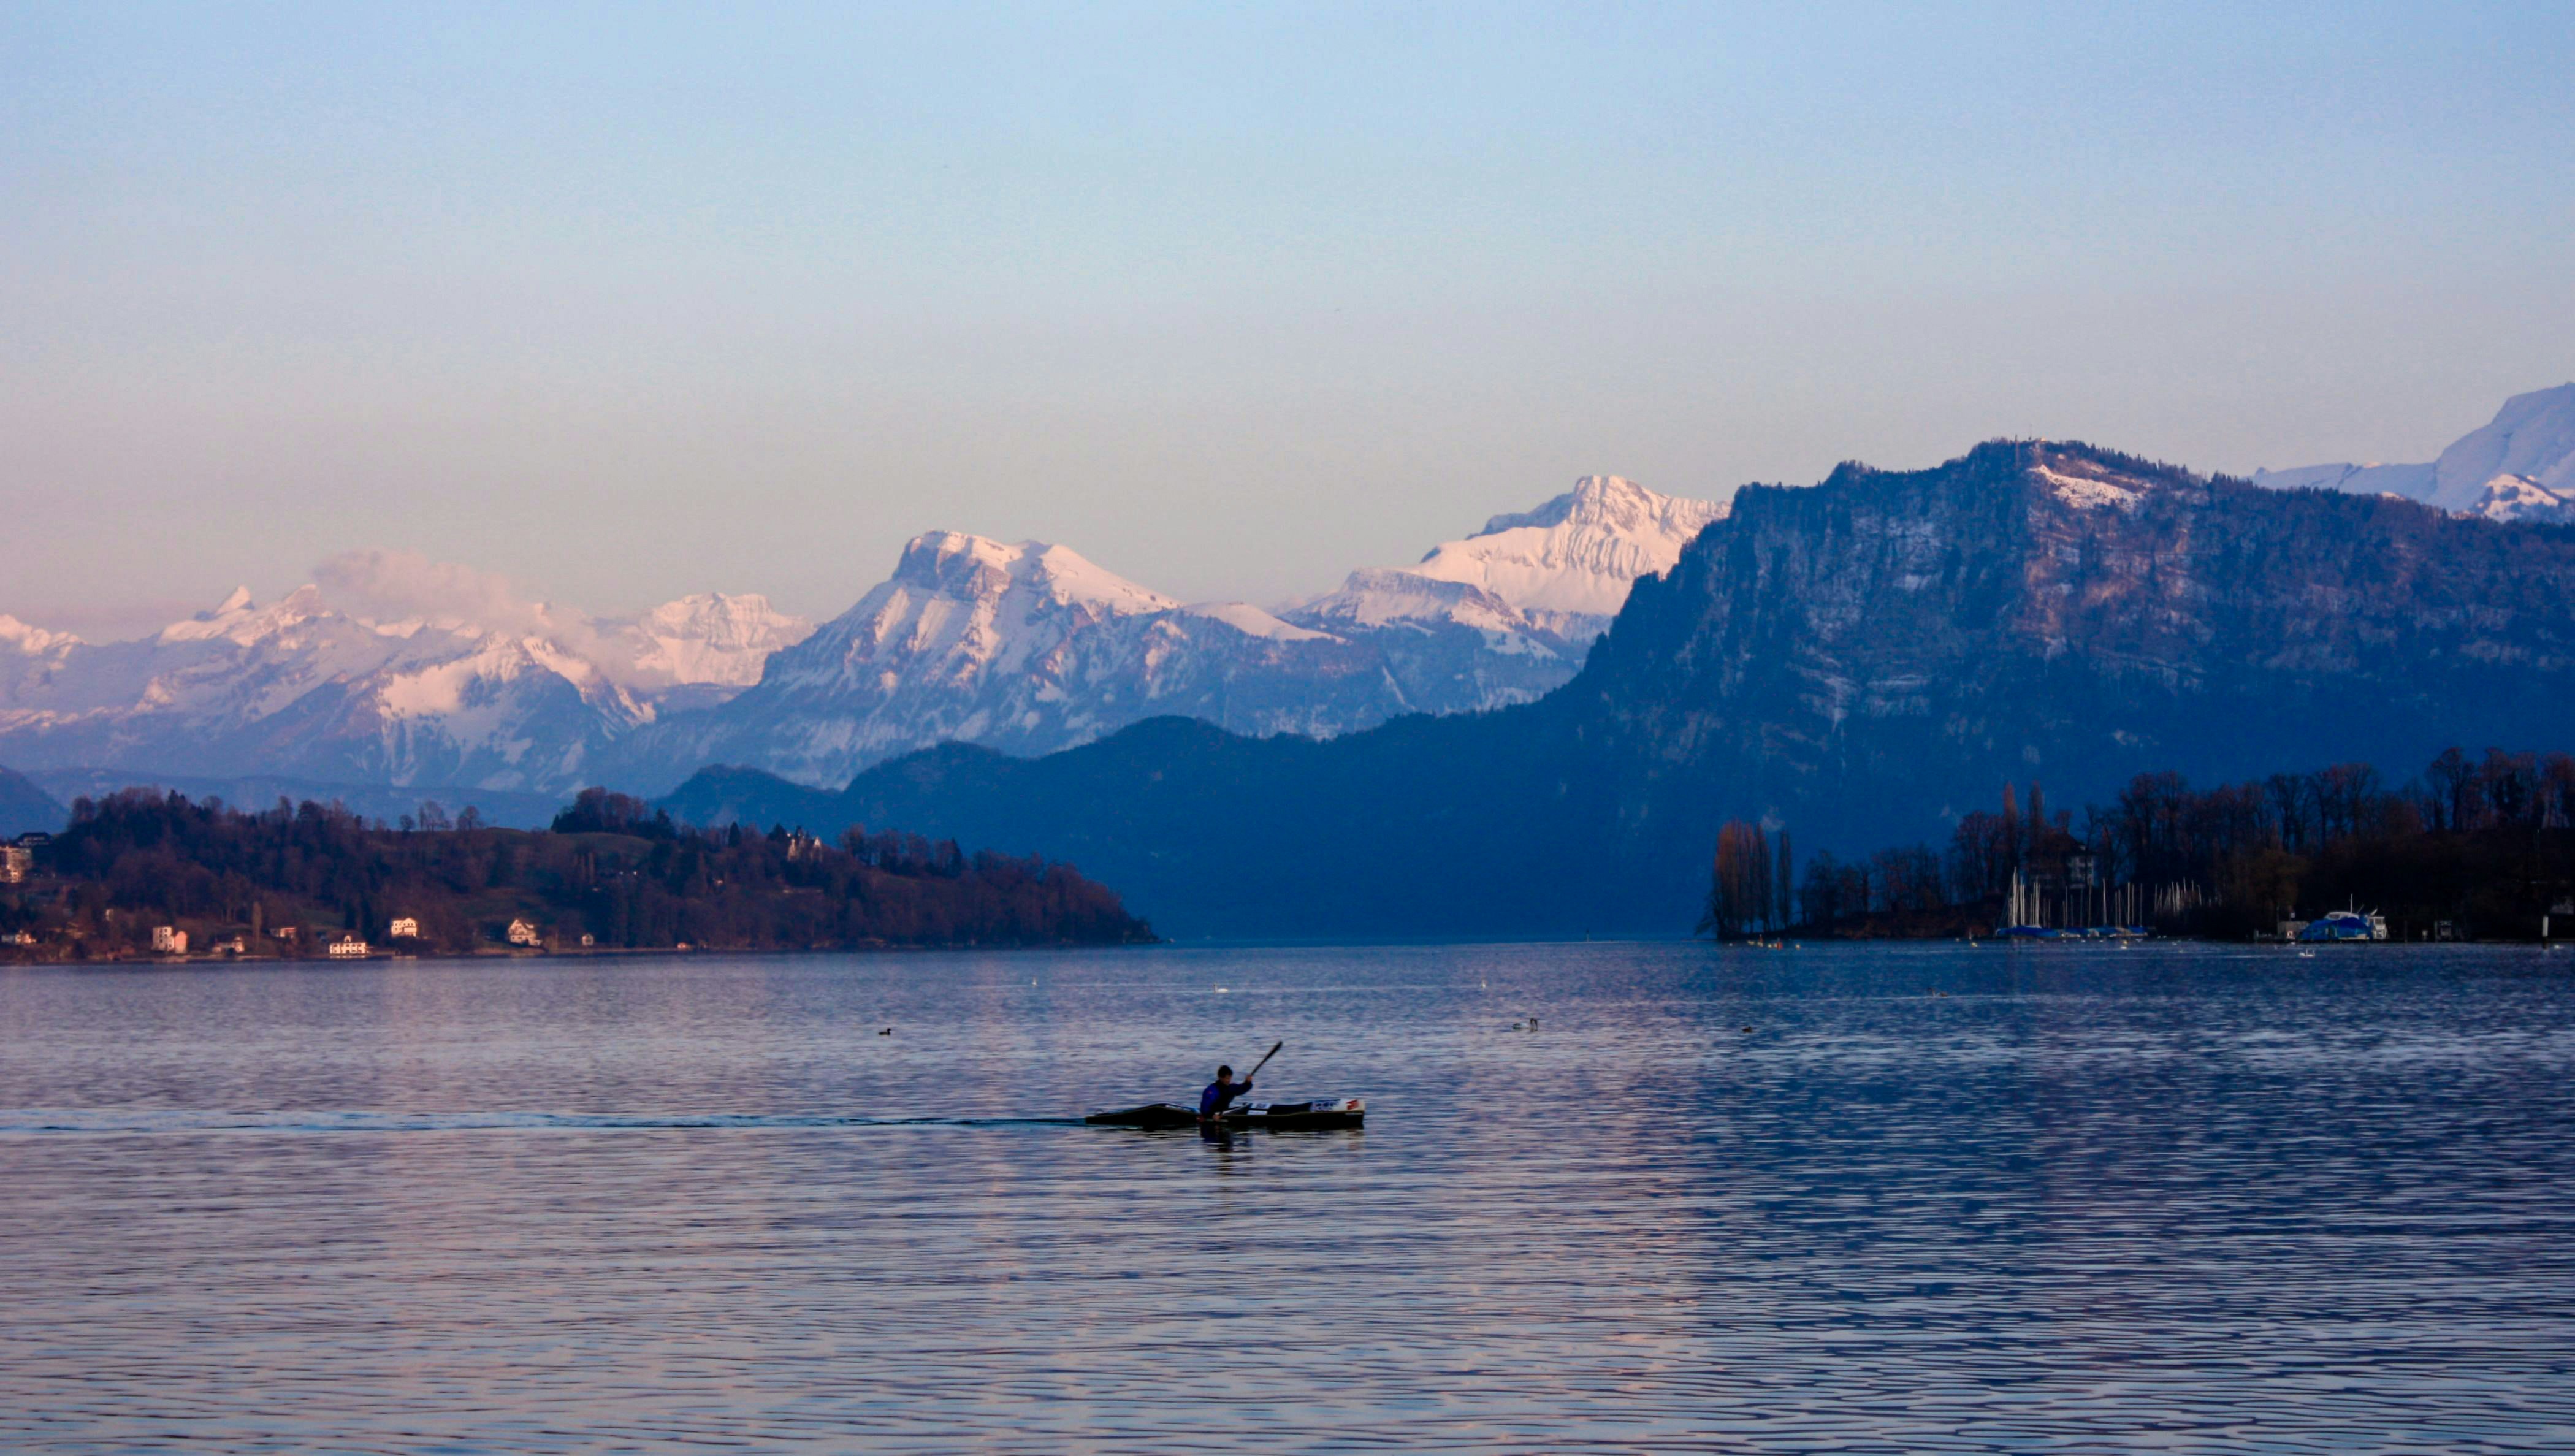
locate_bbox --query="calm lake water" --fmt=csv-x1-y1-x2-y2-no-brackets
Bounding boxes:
2,941,2571,1452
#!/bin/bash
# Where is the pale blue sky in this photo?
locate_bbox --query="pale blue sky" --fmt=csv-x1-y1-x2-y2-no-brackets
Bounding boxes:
6,2,2572,635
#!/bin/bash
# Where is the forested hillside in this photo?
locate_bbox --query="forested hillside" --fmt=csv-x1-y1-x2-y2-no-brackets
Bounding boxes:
1700,747,2575,941
0,787,1153,959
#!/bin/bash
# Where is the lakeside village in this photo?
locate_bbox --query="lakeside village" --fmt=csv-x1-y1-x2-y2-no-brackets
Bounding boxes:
1703,749,2575,947
0,787,1154,964
7,747,2573,959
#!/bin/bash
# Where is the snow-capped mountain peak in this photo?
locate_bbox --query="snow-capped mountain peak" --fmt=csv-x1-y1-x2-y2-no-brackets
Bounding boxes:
157,584,299,644
2433,384,2575,508
0,614,80,658
888,532,1180,616
1471,473,1704,536
2256,383,2575,522
1406,474,1727,639
769,533,1178,699
614,593,814,690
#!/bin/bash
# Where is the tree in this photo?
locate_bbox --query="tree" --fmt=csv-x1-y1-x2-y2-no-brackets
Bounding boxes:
1699,821,1773,939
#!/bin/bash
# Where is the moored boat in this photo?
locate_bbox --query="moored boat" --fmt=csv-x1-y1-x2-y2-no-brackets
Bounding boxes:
2296,909,2388,942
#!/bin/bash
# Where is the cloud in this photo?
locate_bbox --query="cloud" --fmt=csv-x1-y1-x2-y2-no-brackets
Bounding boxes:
312,549,566,638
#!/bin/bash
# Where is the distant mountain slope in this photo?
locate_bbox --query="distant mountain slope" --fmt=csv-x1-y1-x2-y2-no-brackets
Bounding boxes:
0,764,66,837
2256,384,2575,523
612,476,1724,791
663,440,2575,939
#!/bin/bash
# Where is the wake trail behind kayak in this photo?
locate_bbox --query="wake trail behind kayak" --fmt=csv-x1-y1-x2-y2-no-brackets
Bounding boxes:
0,1110,1093,1137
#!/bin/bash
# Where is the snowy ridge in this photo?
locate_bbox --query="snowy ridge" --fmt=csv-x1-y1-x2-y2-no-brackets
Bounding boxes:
2254,384,2575,521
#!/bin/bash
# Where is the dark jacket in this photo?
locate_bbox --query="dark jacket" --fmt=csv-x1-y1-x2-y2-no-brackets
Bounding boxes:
1199,1078,1252,1118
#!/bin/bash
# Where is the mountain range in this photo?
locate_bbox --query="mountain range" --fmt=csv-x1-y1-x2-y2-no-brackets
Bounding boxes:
6,384,2573,867
0,579,812,799
662,438,2575,939
600,474,1722,790
0,475,1723,799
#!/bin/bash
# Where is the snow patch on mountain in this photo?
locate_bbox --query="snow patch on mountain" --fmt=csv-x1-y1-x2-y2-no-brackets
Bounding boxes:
2466,474,2575,525
2033,463,2147,513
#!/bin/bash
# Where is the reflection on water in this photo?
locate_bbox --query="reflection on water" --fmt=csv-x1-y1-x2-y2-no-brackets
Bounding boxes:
2,942,2571,1452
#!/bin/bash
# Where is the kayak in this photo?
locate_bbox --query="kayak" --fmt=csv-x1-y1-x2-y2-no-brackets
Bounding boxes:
1083,1097,1364,1130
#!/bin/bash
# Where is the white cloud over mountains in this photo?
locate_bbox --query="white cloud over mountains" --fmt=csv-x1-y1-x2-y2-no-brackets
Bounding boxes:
311,548,565,638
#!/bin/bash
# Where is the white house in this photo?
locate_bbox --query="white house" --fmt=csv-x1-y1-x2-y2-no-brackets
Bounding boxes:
327,938,369,958
151,925,188,955
506,918,541,947
388,917,421,939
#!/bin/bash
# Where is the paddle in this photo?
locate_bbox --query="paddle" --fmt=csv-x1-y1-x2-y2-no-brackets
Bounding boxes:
1243,1040,1283,1086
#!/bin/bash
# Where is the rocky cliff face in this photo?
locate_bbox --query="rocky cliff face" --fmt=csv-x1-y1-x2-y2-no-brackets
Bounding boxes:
1573,439,2575,859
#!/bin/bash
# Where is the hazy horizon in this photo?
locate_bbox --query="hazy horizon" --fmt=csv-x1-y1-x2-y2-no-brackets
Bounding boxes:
8,2,2572,637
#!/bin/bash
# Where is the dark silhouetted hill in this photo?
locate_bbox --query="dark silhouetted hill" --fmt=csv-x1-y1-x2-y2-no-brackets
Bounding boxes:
0,765,66,837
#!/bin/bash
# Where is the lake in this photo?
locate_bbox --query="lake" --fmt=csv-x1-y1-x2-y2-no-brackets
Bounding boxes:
2,941,2571,1452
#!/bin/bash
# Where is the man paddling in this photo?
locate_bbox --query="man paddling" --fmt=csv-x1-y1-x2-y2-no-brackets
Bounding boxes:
1198,1064,1254,1123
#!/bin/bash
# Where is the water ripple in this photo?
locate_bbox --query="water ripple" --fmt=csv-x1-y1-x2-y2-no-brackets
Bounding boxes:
1,942,2570,1452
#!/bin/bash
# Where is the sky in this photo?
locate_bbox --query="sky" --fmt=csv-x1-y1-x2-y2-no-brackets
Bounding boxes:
6,1,2573,638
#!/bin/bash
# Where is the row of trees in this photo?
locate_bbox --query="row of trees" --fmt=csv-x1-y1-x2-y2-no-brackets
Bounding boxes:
1,787,1155,956
1704,747,2575,940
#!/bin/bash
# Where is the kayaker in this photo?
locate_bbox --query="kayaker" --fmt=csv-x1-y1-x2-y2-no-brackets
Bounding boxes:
1198,1064,1254,1122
